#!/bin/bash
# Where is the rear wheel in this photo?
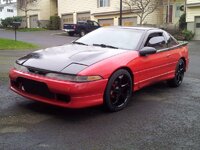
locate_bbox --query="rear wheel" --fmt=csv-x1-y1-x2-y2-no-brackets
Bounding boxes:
167,59,185,87
104,69,133,112
79,30,86,37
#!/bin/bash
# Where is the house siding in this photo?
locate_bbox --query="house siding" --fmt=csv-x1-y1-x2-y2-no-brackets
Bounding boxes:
58,0,163,26
187,0,200,4
0,0,17,24
17,0,57,28
186,7,200,22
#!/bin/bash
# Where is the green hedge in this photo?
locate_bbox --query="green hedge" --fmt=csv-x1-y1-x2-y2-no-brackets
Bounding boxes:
182,29,195,41
48,16,60,30
1,17,22,28
179,13,187,30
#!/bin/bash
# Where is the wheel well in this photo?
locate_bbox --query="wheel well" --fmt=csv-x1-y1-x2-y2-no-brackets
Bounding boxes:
115,67,134,82
180,57,186,72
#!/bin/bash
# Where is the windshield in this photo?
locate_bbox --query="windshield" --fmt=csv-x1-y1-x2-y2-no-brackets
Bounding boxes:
75,28,144,50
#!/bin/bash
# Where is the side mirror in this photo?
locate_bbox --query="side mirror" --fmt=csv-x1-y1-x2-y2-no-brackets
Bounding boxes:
139,47,157,56
148,36,165,46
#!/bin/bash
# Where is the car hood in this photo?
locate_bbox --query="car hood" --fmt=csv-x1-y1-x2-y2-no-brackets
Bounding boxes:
17,44,128,74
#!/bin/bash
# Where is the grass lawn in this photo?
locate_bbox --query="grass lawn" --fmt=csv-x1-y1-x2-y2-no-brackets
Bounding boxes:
0,38,38,50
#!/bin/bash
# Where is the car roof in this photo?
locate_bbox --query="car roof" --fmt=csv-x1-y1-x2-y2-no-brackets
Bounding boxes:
104,26,162,32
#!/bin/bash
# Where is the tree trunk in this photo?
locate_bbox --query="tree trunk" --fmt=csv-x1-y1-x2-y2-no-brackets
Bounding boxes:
139,14,143,25
140,18,143,25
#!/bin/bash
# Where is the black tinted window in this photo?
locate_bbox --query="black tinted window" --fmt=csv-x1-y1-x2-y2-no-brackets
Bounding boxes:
145,32,167,50
76,28,144,50
163,31,178,47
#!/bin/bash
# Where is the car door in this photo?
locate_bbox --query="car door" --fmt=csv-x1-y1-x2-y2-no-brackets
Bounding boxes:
133,31,172,89
163,31,180,72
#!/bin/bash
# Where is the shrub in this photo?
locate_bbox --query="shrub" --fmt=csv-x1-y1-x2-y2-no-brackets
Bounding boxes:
182,29,194,41
1,16,22,28
179,13,187,30
48,16,60,30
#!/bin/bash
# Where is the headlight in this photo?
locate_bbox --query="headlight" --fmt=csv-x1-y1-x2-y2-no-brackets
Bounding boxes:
46,73,102,82
14,63,28,72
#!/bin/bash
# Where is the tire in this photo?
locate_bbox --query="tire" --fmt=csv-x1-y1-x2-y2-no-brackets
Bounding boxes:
79,30,86,37
68,32,74,36
104,69,133,112
167,59,185,87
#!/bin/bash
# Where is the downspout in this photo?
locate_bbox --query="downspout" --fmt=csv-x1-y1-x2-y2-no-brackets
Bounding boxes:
168,0,170,23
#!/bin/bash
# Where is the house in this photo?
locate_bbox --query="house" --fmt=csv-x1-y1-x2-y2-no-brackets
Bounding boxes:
0,0,17,24
186,0,200,40
58,0,160,28
57,0,185,29
17,0,58,28
162,0,185,30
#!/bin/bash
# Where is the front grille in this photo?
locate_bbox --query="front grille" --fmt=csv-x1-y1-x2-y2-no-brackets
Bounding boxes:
11,77,70,103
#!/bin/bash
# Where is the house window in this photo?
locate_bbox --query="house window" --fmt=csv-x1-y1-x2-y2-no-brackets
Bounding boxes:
7,9,13,12
0,8,3,12
98,0,110,7
166,5,173,23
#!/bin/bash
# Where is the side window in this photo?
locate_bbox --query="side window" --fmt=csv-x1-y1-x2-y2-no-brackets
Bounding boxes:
88,21,94,26
93,21,99,27
163,32,178,47
145,32,167,50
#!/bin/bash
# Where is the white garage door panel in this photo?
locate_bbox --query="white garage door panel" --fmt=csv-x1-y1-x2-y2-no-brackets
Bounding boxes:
62,14,74,27
77,13,90,21
20,17,27,28
30,15,38,28
195,17,200,40
98,19,114,26
122,17,137,26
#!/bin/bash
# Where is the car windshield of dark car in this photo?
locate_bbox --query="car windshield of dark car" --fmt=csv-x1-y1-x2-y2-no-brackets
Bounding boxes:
75,28,144,50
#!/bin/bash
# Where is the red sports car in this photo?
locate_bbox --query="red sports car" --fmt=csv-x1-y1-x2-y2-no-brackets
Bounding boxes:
9,27,189,111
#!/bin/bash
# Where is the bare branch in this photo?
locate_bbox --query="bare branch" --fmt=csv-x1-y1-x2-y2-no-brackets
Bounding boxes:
17,0,39,28
123,0,161,25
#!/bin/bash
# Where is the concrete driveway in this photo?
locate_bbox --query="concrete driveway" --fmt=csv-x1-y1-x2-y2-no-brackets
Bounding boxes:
0,29,77,48
0,38,200,149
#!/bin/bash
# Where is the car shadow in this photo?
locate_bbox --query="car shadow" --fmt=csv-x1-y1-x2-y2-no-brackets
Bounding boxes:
18,81,171,122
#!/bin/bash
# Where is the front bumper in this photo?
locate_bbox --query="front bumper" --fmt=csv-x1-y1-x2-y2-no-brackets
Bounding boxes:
9,69,108,108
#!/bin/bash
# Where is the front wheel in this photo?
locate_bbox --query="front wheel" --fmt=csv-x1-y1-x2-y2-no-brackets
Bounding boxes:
68,32,74,36
104,69,133,112
167,59,185,87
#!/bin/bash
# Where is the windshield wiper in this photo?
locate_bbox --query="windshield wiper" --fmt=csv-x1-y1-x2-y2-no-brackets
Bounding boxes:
93,44,118,49
72,41,88,46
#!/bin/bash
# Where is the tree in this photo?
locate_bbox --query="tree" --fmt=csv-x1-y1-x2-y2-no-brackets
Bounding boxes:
17,0,39,28
123,0,161,25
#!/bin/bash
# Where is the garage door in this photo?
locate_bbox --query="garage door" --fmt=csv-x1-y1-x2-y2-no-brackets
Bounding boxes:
29,15,38,28
20,17,27,28
98,19,114,26
77,12,90,21
121,17,137,26
195,17,200,40
61,14,73,28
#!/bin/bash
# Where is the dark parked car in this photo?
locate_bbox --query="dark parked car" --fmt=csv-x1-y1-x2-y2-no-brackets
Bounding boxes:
63,20,100,37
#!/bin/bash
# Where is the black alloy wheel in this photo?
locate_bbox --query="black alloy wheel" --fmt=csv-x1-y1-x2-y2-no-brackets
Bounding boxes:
167,59,185,87
104,69,133,112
